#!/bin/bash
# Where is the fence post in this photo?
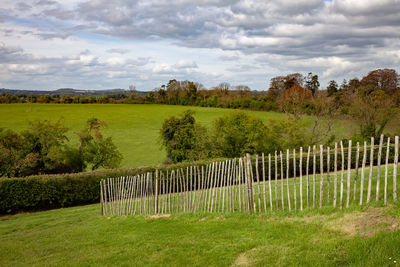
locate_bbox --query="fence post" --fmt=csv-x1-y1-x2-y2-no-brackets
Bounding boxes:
376,134,384,202
394,136,398,201
313,145,316,209
346,140,352,208
367,137,374,203
353,143,360,201
319,145,324,208
246,154,254,214
275,151,279,210
293,149,297,211
280,151,285,210
384,137,390,205
255,155,261,212
300,147,303,211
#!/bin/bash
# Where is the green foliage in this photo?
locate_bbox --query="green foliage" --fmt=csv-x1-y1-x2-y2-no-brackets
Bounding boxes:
327,80,338,96
211,111,268,157
160,110,213,162
349,88,397,139
0,118,122,177
263,119,309,152
161,110,316,161
78,118,122,170
305,72,320,95
0,158,220,214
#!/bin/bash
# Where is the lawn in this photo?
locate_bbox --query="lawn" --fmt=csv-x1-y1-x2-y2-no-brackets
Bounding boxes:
0,201,399,266
0,104,358,168
1,160,399,266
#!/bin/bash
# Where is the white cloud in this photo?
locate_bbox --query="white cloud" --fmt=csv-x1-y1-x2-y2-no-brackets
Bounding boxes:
0,0,399,90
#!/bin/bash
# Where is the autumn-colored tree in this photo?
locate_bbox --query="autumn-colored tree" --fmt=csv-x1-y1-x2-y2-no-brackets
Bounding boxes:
280,84,312,117
361,68,399,95
267,73,304,100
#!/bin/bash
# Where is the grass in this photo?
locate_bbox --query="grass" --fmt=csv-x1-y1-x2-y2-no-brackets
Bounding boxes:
2,166,398,266
0,104,358,168
0,200,399,266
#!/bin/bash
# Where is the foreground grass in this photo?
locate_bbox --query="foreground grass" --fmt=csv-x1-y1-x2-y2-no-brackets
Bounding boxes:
0,104,357,168
1,165,399,266
1,203,399,266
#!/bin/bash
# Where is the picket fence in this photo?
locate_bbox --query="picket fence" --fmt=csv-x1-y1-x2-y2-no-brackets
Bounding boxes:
100,135,399,216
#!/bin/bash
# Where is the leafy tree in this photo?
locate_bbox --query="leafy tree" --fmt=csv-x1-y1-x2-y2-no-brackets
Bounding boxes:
160,110,211,162
327,80,338,96
349,88,397,139
263,119,309,152
361,68,399,94
78,118,122,170
305,72,320,96
280,84,312,117
0,119,122,177
211,111,268,158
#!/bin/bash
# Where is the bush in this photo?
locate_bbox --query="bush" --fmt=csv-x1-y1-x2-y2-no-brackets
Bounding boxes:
0,159,219,214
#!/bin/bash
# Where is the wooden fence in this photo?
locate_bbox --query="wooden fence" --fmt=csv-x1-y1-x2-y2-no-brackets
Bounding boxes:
100,135,399,216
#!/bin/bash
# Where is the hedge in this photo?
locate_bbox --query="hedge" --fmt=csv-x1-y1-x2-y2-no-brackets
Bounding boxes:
0,159,219,215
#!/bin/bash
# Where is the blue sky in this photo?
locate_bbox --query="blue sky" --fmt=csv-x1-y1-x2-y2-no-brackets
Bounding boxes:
0,0,399,91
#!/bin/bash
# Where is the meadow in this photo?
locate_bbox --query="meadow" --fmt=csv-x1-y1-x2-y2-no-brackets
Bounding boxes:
0,104,358,168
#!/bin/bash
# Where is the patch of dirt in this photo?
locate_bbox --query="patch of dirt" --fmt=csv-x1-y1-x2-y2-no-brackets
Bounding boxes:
232,245,288,266
148,214,171,219
327,207,399,237
233,247,258,266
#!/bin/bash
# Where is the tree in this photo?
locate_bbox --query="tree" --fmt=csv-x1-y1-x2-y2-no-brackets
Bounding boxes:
211,111,268,158
361,68,399,95
305,72,320,96
267,76,286,100
268,73,304,100
160,110,211,162
280,84,312,117
349,88,397,139
327,80,338,96
78,118,122,170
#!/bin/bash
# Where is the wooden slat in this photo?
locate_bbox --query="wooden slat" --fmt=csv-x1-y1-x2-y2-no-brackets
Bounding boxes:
367,137,374,203
346,140,352,208
376,135,384,202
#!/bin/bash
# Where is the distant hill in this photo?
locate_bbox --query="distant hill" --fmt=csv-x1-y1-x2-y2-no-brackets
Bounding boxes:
0,88,148,97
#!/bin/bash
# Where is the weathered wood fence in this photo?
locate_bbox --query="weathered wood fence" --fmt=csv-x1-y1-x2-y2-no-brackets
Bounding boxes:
100,135,399,216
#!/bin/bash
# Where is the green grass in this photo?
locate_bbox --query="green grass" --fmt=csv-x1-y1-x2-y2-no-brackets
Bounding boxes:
0,104,358,168
1,164,399,266
1,200,399,266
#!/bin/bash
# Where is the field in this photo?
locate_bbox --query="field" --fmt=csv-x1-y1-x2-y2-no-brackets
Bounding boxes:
0,104,358,168
1,166,399,266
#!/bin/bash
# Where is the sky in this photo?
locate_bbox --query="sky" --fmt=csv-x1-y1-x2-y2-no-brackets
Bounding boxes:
0,0,399,91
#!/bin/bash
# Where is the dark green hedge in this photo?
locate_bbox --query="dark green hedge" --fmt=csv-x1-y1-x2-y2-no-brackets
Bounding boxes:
0,159,218,215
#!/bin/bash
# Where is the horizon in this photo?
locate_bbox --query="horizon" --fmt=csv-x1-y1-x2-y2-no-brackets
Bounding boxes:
1,0,400,91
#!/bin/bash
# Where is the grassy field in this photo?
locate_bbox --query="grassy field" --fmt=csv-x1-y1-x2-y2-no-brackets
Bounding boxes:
1,201,399,266
0,104,358,168
1,166,399,266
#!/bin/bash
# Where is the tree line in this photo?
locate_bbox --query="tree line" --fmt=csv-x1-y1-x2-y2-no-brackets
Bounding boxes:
2,68,399,111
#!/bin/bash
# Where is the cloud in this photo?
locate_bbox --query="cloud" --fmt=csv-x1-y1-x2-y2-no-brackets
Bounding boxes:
106,48,130,54
0,0,399,90
175,60,198,69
